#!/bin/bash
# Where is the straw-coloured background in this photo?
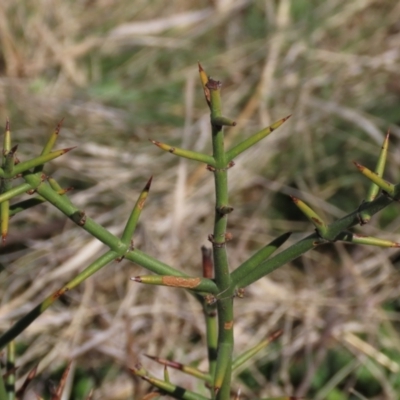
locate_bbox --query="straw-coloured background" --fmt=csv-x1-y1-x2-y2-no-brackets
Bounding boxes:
1,1,400,398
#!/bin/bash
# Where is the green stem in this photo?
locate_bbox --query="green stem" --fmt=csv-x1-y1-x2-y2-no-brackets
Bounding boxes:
234,188,400,288
200,246,218,379
125,248,185,276
0,183,32,204
145,354,212,383
360,132,389,223
131,274,218,293
207,78,234,399
203,301,218,380
0,370,6,400
22,172,183,276
0,251,117,349
231,232,291,286
6,341,15,400
121,176,152,244
9,198,46,216
226,115,290,163
150,140,215,166
6,148,75,178
232,330,282,371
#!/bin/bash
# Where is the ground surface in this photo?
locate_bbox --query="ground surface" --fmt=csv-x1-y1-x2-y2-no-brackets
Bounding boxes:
1,1,400,399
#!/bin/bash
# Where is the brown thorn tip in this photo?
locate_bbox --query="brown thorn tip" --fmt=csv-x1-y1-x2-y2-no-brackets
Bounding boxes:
285,114,292,121
11,144,18,153
353,161,362,169
5,118,10,131
290,195,298,202
269,329,283,340
30,364,39,377
63,146,77,153
198,62,203,71
144,354,156,360
130,276,141,282
145,176,153,191
56,118,65,133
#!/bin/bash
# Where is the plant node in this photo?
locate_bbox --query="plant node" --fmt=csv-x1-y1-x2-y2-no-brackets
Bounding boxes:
217,206,234,215
71,210,87,226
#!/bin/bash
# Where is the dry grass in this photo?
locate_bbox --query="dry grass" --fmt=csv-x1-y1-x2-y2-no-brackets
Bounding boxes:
1,0,400,399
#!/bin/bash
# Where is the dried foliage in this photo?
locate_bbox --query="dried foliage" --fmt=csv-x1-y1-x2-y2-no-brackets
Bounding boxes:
1,1,400,399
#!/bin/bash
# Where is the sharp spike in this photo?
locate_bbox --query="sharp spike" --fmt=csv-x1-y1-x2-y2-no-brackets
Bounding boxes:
55,118,65,134
283,114,292,121
62,146,77,154
201,245,213,279
144,176,153,192
269,329,283,341
149,139,161,147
